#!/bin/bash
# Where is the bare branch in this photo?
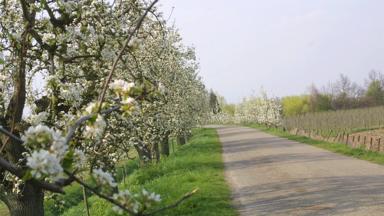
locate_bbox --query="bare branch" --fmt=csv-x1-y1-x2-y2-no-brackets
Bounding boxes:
64,170,138,216
64,106,121,145
0,125,23,144
145,188,199,216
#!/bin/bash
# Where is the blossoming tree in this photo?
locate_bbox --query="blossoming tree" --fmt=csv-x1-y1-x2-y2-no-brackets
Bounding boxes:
208,91,282,127
0,0,208,215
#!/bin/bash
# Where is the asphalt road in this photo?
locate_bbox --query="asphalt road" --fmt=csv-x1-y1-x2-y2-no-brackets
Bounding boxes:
215,126,384,216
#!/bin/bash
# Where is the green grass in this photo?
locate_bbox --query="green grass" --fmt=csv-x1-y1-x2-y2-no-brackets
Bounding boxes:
44,158,140,216
0,202,8,216
62,128,236,216
246,123,384,165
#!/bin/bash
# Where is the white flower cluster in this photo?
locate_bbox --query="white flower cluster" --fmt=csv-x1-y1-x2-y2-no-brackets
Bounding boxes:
22,125,67,180
27,112,48,126
111,189,161,215
22,125,67,158
60,83,84,108
139,189,161,207
5,172,23,194
92,168,117,187
110,79,138,115
42,32,56,45
84,102,99,114
84,114,107,140
112,190,140,214
110,79,135,97
122,97,135,105
73,149,86,169
26,150,63,180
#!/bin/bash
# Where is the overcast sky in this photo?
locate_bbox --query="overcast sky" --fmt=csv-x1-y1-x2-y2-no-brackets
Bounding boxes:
159,0,384,103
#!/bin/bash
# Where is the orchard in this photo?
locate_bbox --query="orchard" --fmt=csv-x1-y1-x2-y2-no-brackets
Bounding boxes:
0,0,209,215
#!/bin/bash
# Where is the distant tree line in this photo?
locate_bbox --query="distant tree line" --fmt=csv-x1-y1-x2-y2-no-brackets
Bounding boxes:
282,71,384,117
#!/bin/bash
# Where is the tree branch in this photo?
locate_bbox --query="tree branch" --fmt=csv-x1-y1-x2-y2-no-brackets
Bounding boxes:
97,0,159,111
64,170,138,216
0,156,64,193
144,188,199,216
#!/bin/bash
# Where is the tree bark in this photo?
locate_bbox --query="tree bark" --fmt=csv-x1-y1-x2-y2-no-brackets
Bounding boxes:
134,144,152,166
153,142,160,163
4,184,44,216
160,133,170,156
177,134,187,145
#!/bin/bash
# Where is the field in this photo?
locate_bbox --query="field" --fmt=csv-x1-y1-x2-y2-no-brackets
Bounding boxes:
283,106,384,135
281,106,384,152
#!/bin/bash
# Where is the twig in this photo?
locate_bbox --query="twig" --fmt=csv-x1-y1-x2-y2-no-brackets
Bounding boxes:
64,170,138,216
97,0,159,112
144,188,199,216
0,125,23,144
64,106,121,145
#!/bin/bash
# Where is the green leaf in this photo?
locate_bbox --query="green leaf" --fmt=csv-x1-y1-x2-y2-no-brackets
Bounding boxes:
62,150,74,170
22,170,33,181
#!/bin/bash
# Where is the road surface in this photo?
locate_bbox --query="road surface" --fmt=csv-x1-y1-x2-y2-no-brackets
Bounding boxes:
215,126,384,216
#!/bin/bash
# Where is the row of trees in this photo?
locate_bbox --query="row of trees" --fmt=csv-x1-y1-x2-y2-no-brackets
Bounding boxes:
208,91,282,127
0,0,209,215
282,72,384,117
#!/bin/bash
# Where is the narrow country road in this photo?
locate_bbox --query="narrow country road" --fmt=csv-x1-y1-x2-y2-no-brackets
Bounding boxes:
215,126,384,216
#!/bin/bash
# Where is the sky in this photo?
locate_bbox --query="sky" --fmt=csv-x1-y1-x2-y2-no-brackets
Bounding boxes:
159,0,384,103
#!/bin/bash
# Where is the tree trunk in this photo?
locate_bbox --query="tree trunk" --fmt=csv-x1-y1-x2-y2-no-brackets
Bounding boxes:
153,142,160,163
4,184,44,216
160,133,170,156
134,145,152,166
177,135,186,145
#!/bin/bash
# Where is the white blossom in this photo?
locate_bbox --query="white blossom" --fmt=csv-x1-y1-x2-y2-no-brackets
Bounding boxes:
92,168,117,187
85,102,98,114
42,33,56,45
112,190,140,214
122,97,136,105
28,112,48,126
140,189,161,206
60,83,84,108
26,150,63,180
5,172,23,194
84,114,106,139
73,149,86,169
110,79,135,96
22,125,67,160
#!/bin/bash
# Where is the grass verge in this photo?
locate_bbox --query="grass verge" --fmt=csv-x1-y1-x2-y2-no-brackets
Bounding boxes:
246,123,384,165
62,128,236,216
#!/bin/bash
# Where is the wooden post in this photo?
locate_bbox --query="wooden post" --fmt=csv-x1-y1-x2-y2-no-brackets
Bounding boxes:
352,135,355,147
370,137,373,150
364,136,367,145
378,138,381,152
346,134,349,145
